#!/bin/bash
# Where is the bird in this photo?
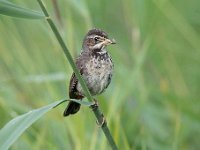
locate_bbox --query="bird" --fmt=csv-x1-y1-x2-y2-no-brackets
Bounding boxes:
63,28,116,116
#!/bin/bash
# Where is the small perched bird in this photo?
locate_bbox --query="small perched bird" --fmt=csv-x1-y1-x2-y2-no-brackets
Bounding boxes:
63,28,116,116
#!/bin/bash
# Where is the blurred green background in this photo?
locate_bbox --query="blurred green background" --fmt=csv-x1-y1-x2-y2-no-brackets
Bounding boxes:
0,0,200,149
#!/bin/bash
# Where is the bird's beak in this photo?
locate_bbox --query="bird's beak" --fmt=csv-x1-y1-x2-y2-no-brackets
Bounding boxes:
103,38,116,45
93,38,116,49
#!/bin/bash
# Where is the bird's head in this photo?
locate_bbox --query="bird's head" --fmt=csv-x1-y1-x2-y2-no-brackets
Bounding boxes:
82,28,116,52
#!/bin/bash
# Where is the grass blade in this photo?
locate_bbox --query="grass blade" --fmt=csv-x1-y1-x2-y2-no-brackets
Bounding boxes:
0,99,66,150
0,0,44,19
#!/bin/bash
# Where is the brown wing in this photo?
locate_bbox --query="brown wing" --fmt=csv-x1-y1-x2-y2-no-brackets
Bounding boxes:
63,52,90,116
69,73,80,99
64,74,82,116
64,56,86,116
68,53,87,99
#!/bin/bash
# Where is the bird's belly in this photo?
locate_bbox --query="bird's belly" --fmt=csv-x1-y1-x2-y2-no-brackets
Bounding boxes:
86,69,112,95
77,57,113,96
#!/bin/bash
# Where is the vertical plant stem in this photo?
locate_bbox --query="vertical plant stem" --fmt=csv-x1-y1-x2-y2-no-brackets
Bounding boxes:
37,0,118,149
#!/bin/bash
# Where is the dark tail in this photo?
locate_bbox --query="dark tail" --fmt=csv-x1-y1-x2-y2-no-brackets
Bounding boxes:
63,101,81,117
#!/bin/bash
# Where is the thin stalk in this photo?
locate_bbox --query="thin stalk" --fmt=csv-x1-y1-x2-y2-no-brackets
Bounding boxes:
37,0,118,149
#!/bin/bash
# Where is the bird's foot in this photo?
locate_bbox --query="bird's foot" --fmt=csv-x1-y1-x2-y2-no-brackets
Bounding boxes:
90,99,99,110
89,99,106,127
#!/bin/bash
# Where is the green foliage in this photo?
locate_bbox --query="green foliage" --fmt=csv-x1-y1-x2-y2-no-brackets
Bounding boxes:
0,0,200,150
0,98,93,150
0,99,65,150
0,0,44,19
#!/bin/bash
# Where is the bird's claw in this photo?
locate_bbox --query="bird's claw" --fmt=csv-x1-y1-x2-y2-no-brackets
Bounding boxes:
90,99,99,110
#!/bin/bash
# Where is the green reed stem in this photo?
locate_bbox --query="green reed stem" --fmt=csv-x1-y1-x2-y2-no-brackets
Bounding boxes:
37,0,118,149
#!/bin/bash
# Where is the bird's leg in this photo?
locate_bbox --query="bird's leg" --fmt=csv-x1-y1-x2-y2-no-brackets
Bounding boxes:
90,99,106,127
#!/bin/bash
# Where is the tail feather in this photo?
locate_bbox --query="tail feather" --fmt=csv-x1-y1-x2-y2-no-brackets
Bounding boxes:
63,101,81,117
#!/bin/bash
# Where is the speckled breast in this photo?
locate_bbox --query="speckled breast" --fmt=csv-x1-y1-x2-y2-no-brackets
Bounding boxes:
77,52,113,96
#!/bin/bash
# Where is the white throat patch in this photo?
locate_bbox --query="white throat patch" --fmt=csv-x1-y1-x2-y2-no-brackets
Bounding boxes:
96,48,107,55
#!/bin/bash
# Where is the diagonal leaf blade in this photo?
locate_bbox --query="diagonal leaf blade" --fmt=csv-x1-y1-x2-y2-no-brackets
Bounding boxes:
0,98,93,150
0,0,44,19
0,99,66,150
53,98,94,108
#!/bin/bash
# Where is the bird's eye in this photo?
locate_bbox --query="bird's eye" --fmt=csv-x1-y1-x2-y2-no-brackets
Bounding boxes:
94,37,99,41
